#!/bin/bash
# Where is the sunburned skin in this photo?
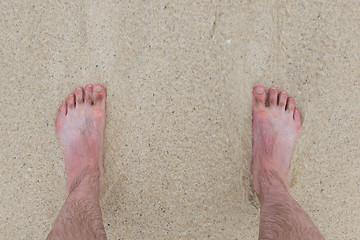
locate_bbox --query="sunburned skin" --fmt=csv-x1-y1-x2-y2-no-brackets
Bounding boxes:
48,84,107,240
252,86,302,195
56,84,106,193
252,86,325,240
48,84,325,240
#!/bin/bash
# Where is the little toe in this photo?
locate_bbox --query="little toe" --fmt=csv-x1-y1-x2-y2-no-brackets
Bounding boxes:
84,84,94,105
294,108,302,122
93,84,107,109
286,97,296,114
67,94,75,110
294,108,302,132
75,87,84,105
58,103,67,118
269,87,278,107
253,86,267,107
278,90,288,109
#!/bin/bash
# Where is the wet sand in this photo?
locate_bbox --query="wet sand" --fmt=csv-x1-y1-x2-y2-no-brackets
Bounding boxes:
0,0,359,239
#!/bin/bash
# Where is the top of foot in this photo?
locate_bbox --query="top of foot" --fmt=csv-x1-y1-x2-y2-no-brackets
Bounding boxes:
56,84,107,193
252,86,302,195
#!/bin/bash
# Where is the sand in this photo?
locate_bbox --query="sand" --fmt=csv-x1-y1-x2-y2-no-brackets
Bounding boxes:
0,0,359,239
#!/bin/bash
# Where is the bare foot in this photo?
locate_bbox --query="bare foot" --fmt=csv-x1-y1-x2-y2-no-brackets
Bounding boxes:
252,86,302,196
56,84,106,194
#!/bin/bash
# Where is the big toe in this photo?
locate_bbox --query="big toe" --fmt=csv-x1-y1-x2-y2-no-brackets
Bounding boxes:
253,86,267,108
93,84,106,109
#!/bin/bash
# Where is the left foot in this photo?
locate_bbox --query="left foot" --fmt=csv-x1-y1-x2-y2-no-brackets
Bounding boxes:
56,84,107,193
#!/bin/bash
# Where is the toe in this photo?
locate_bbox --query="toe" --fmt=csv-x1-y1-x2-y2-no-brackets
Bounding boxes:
58,103,67,118
269,87,278,107
294,108,302,122
278,90,288,108
75,87,84,105
294,108,302,132
286,97,296,113
253,86,267,107
84,84,94,105
93,84,107,108
56,103,67,138
67,94,75,110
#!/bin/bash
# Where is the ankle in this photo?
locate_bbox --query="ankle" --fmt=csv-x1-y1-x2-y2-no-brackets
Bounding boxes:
255,169,291,203
67,167,101,196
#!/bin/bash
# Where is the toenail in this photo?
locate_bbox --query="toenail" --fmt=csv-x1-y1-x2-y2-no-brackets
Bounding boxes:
94,86,102,92
87,84,93,88
76,87,82,91
256,88,264,94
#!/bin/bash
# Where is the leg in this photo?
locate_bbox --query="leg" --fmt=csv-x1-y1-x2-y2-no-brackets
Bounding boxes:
47,84,107,240
252,86,325,240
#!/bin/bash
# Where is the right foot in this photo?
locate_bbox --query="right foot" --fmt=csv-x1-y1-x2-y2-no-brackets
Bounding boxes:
56,84,107,194
252,86,302,196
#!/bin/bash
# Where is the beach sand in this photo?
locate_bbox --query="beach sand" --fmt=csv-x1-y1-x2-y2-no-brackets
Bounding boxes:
0,0,359,239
